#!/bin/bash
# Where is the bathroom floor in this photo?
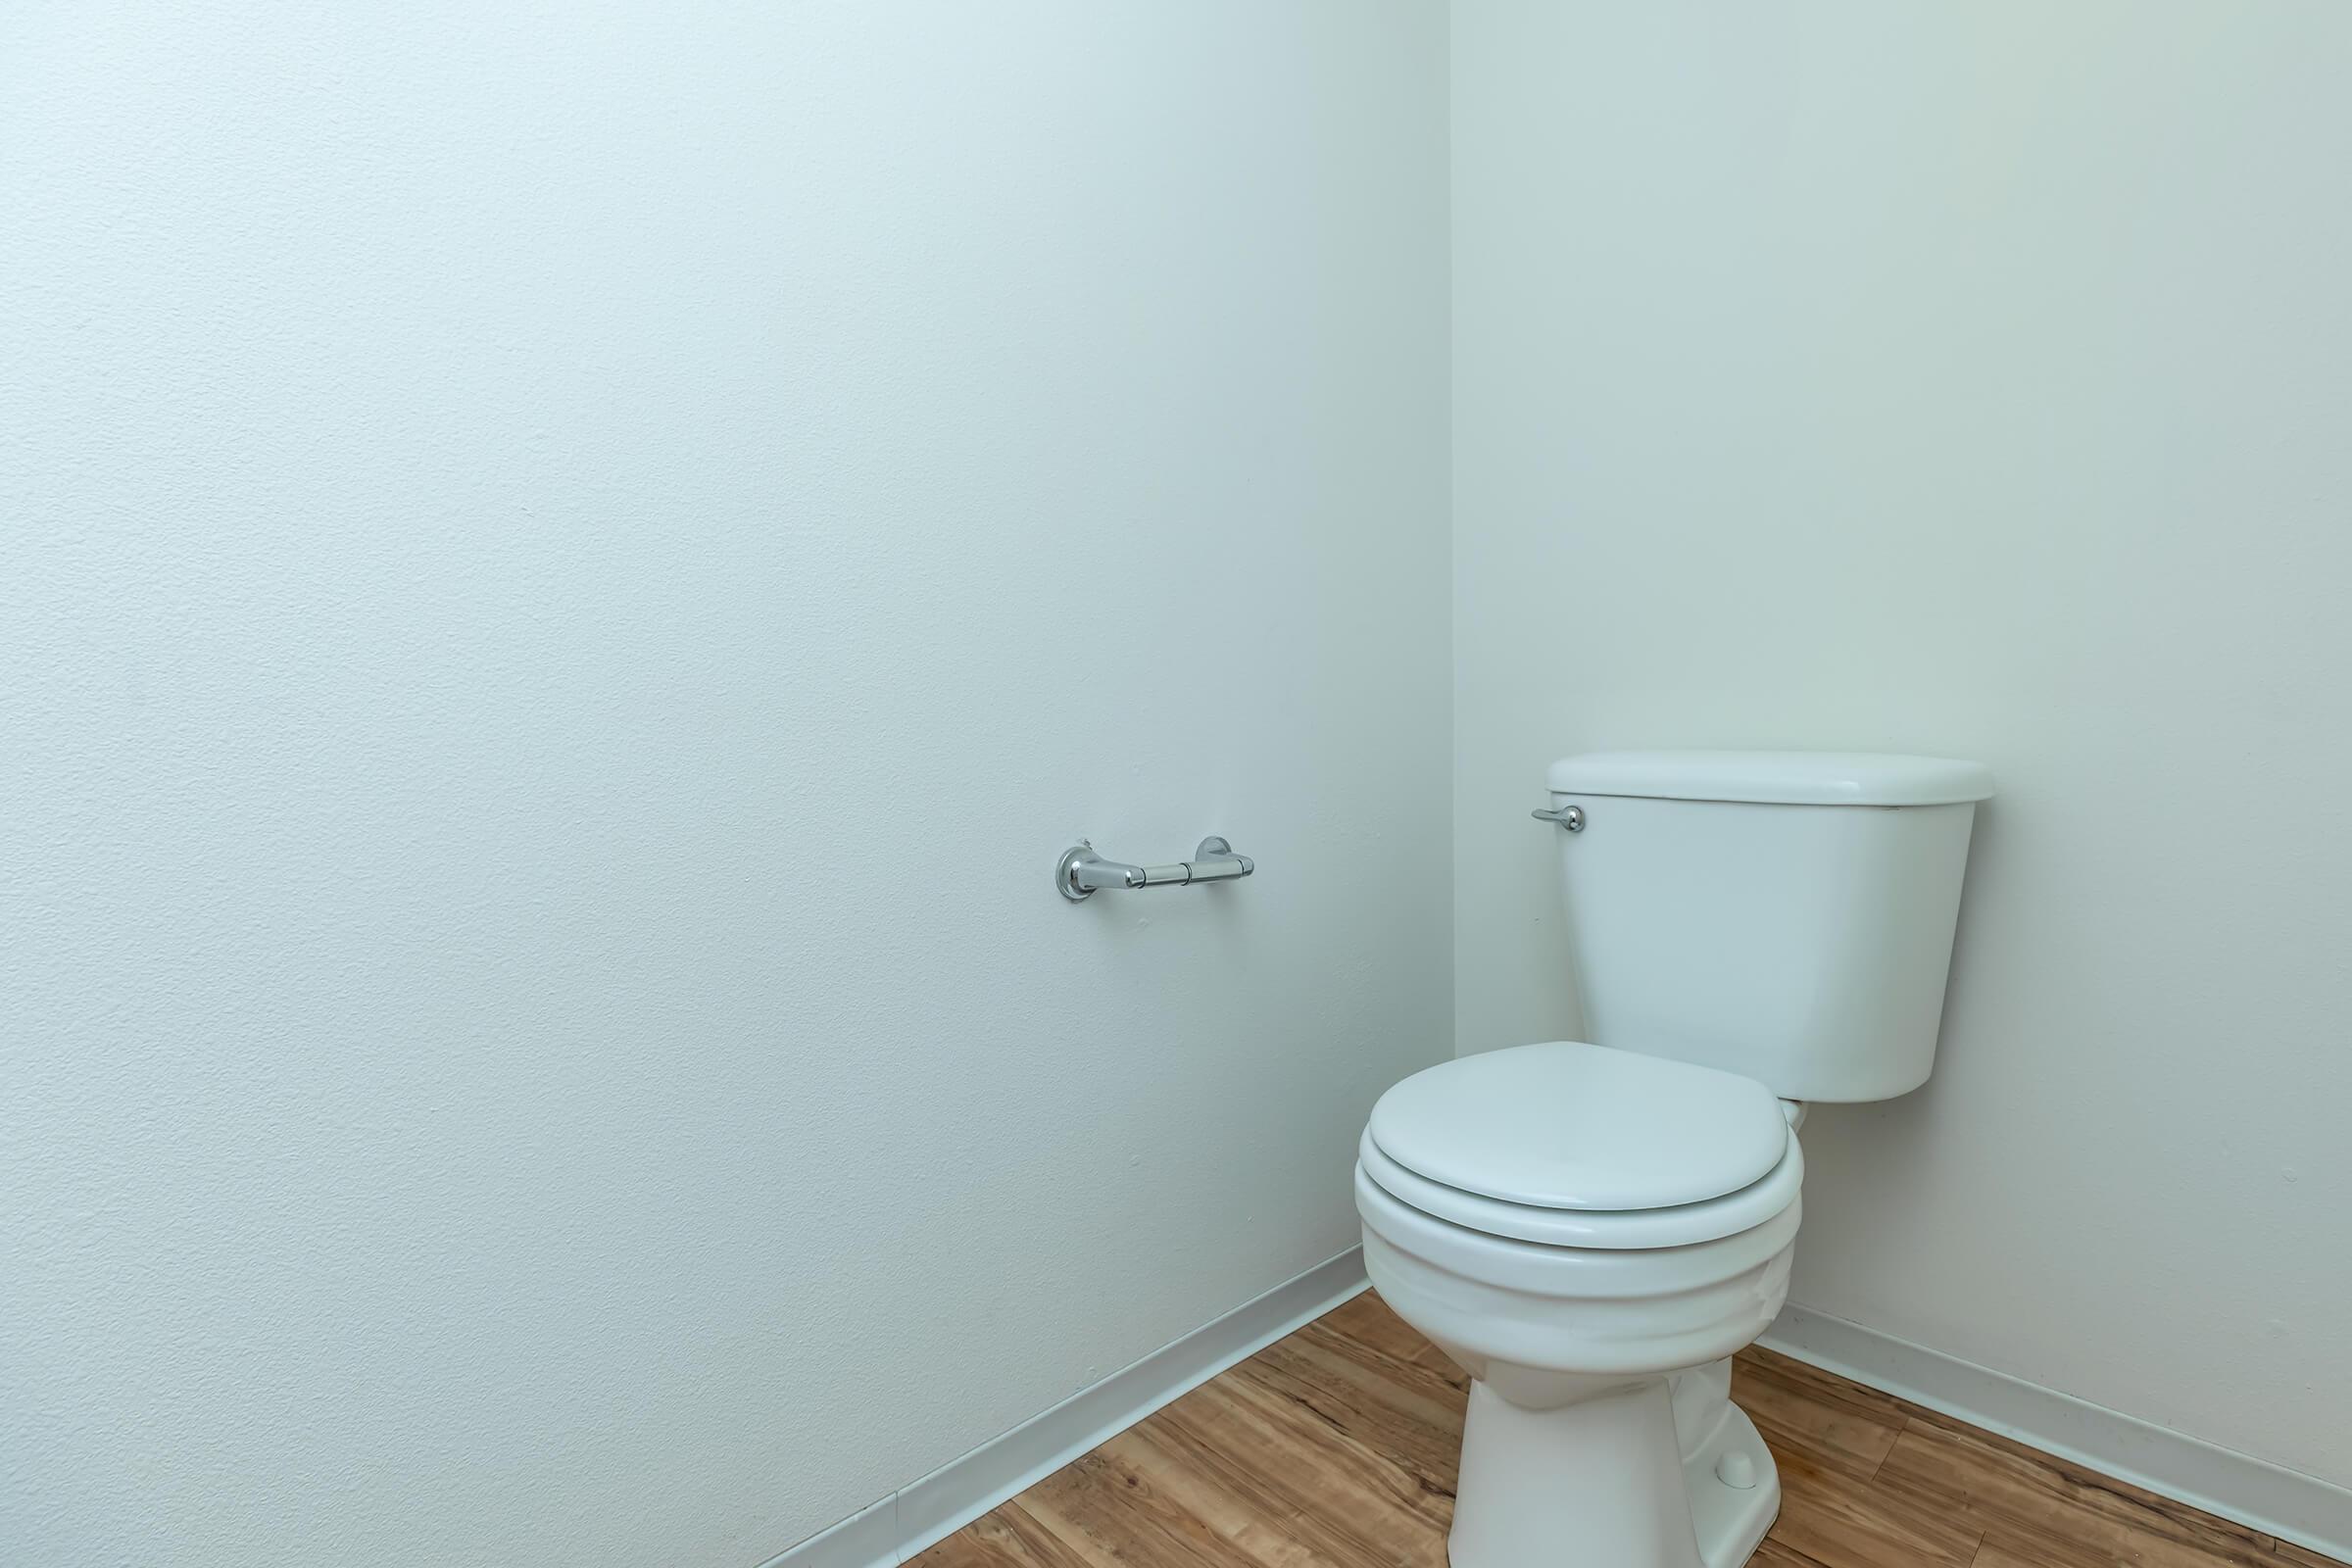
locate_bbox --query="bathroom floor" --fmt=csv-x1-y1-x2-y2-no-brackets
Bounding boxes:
911,1293,2340,1568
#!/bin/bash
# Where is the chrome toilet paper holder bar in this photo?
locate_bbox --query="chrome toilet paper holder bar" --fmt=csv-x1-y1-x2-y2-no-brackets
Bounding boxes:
1056,837,1254,902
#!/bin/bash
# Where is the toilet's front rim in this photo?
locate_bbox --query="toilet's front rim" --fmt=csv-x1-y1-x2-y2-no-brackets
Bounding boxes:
1353,1157,1800,1406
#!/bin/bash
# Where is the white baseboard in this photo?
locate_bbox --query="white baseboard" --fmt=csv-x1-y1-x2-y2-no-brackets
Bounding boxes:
1761,1303,2352,1562
764,1247,1371,1568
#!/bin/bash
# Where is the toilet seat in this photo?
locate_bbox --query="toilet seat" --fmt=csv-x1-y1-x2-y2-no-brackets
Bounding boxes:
1361,1041,1801,1250
1369,1041,1788,1211
1359,1126,1802,1250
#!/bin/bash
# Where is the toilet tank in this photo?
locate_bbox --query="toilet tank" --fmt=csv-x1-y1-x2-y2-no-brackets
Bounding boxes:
1546,751,1993,1102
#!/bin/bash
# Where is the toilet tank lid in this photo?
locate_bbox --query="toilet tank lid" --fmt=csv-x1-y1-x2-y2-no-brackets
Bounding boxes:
1547,750,1994,807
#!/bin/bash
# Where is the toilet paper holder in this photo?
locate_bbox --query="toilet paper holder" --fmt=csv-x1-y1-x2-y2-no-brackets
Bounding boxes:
1056,837,1254,902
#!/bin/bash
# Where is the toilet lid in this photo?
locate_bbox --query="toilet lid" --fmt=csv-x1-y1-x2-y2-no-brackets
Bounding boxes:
1366,1042,1788,1212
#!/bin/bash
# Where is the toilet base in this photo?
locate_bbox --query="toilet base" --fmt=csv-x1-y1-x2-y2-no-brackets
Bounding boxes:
1447,1373,1780,1568
1681,1392,1780,1568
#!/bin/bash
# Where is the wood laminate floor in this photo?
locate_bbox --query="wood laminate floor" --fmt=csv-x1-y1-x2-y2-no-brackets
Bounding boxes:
911,1292,2341,1568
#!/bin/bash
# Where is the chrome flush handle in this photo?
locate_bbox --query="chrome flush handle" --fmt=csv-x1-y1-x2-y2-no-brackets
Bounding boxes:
1531,804,1585,832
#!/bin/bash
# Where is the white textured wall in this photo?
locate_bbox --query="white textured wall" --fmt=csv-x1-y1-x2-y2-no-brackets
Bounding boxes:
0,4,1450,1563
1454,0,2352,1488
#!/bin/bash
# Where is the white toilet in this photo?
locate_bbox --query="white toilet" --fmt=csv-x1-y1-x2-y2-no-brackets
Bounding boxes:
1357,751,1992,1568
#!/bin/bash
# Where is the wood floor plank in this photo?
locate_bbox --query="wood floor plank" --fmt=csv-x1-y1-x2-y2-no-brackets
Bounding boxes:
1751,1540,1838,1568
1900,1401,2283,1548
1144,1369,1450,1565
908,1501,1098,1568
1207,1366,1455,1541
907,1294,2340,1568
1876,1419,2278,1568
1120,1415,1432,1568
1096,1424,1365,1568
904,1522,998,1568
1294,1316,1472,1417
1766,1440,1985,1568
1971,1521,2270,1568
1735,1346,1917,1430
1246,1330,1466,1490
1731,1351,1905,1482
1012,1445,1277,1568
1318,1291,1465,1385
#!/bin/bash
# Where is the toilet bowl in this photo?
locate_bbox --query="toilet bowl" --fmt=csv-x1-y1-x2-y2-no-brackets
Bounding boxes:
1356,1041,1804,1568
